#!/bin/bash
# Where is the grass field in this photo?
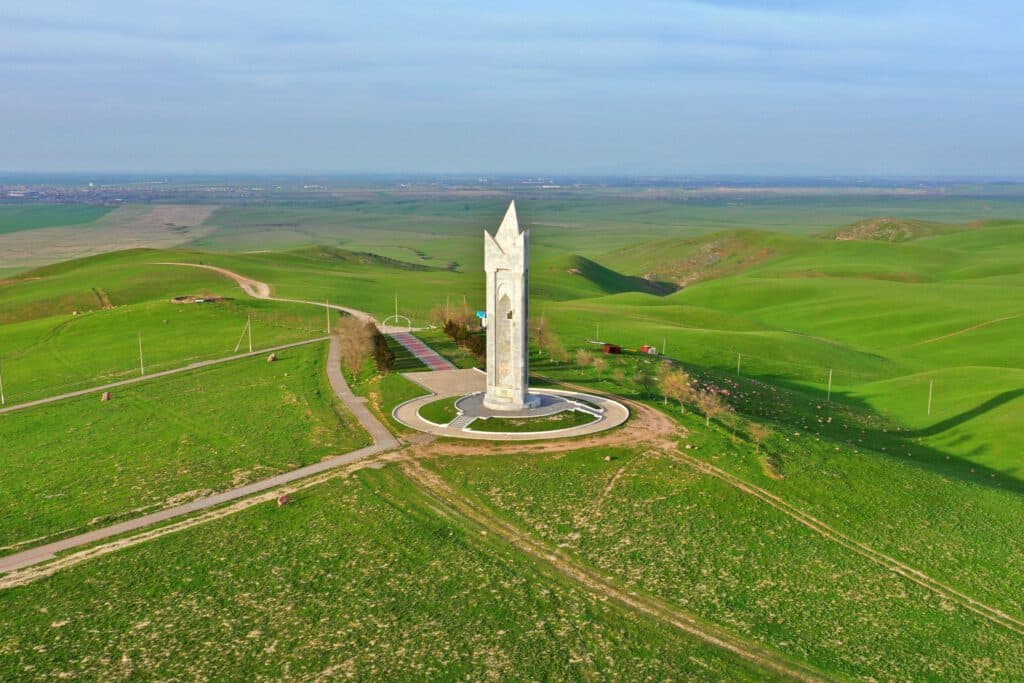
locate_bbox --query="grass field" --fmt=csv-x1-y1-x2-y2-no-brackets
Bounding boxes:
190,201,1020,474
0,342,368,550
528,351,1024,618
427,439,1024,680
0,251,333,403
0,206,114,236
2,189,1023,680
0,466,765,681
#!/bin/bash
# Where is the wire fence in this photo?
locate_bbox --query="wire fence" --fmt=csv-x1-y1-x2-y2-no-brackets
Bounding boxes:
0,310,331,408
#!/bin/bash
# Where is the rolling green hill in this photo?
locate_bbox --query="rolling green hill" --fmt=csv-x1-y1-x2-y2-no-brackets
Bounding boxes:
3,197,1024,680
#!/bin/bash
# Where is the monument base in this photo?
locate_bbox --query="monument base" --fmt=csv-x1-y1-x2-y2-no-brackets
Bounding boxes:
482,392,542,412
468,391,577,418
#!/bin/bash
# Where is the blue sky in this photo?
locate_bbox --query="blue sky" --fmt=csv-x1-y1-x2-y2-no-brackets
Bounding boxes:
1,1,1021,175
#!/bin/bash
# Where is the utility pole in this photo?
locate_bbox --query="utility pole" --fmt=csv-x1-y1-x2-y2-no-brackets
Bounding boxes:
827,369,833,402
247,315,253,353
138,334,145,376
736,353,742,376
0,358,6,406
662,336,667,357
446,294,450,319
927,380,934,416
596,322,600,342
325,299,331,334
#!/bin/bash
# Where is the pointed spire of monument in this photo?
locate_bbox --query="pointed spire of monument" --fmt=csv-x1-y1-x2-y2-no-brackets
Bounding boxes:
484,200,524,257
495,200,522,239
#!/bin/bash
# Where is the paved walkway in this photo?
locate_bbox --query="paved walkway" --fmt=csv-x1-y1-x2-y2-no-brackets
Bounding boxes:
0,337,398,573
390,331,455,370
0,337,328,415
404,368,485,395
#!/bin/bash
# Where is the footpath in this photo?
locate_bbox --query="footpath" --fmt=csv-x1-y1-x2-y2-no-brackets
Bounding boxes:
0,337,398,573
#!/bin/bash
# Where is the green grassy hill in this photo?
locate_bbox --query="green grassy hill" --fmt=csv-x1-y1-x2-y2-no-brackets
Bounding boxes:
531,254,675,301
0,343,367,550
3,197,1024,680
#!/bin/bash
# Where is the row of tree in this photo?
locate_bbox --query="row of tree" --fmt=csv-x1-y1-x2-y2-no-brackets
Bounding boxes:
336,316,395,375
572,347,773,453
442,317,485,362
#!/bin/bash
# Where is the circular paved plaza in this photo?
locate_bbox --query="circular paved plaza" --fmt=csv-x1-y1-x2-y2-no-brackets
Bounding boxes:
393,369,629,441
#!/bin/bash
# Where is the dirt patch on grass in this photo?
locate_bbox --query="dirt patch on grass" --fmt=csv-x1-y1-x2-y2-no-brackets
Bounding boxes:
0,205,218,269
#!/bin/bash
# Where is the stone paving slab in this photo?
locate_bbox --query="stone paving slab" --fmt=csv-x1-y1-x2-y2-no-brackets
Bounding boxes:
404,368,485,395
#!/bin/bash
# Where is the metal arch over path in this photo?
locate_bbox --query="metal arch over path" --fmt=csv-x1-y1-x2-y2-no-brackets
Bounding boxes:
382,314,412,333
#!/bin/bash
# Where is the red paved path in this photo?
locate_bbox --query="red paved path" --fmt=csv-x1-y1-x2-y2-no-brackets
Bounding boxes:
390,332,455,371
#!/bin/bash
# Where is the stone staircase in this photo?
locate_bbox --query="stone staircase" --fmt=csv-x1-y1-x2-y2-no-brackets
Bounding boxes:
568,400,605,419
448,414,476,429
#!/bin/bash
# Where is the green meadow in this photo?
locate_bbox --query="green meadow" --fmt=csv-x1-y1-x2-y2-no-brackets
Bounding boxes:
2,197,1020,472
0,467,763,681
0,252,332,403
428,441,1024,680
0,343,368,550
0,205,114,236
2,191,1023,680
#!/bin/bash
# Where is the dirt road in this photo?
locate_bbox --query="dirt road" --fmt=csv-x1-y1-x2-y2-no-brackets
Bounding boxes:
156,262,401,331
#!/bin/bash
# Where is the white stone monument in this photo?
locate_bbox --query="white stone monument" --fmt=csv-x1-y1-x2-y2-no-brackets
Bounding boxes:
483,201,538,410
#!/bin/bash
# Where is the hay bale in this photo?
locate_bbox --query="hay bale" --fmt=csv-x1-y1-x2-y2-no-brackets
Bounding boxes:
101,391,112,402
267,353,278,363
277,494,291,506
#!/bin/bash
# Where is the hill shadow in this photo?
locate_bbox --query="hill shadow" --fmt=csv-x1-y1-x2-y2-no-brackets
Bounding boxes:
903,389,1024,438
530,353,1024,498
720,372,1024,496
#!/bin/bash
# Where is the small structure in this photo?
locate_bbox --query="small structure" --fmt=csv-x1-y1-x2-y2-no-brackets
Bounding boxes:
602,343,622,355
267,353,278,363
170,295,226,304
100,391,112,402
639,345,658,355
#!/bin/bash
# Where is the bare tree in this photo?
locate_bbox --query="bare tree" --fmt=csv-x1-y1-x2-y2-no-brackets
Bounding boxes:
660,369,695,411
428,304,449,326
532,316,552,354
546,335,569,362
633,366,658,398
696,388,727,427
533,317,567,361
576,348,595,368
749,423,772,453
592,357,608,375
337,315,373,375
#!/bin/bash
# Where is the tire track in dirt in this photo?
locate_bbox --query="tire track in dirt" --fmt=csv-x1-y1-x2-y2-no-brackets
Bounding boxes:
399,456,831,683
592,451,649,515
665,448,1024,637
